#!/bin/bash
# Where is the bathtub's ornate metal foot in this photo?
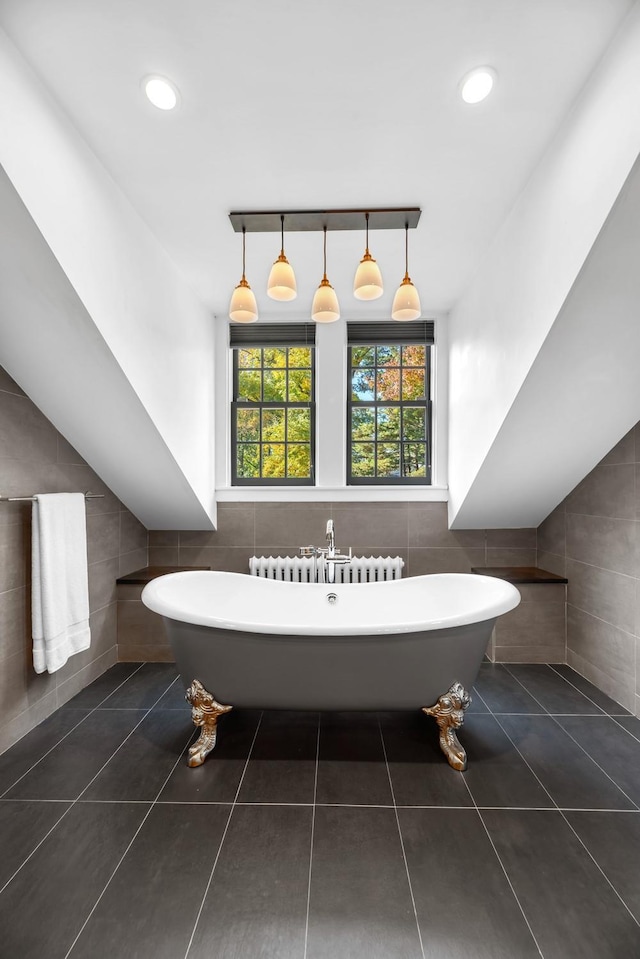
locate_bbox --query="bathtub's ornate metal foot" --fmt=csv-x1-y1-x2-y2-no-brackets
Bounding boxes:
185,680,233,767
422,682,471,771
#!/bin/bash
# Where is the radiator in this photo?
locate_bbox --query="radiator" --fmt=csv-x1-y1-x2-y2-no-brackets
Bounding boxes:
249,555,404,582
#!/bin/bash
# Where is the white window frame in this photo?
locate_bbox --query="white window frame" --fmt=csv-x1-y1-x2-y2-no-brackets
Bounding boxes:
215,315,448,502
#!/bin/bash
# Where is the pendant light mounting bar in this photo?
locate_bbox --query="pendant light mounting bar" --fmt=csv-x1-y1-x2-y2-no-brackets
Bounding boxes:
229,207,421,234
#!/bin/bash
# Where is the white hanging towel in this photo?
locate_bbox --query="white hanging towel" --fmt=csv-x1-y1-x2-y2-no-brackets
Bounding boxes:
31,492,91,674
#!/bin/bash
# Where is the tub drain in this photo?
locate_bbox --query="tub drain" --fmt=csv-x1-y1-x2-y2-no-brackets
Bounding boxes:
326,592,338,605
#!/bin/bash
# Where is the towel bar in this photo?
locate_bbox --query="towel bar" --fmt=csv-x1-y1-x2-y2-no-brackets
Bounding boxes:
0,491,105,502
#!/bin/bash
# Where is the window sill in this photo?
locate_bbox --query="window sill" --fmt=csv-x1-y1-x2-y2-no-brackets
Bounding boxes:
216,486,448,503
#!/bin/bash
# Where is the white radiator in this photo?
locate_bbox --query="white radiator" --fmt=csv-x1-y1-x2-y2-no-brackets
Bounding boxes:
249,555,404,582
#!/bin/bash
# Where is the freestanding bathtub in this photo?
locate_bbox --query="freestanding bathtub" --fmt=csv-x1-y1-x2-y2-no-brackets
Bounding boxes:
142,570,520,771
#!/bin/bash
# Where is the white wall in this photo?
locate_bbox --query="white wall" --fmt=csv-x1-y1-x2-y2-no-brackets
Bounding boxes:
448,2,640,528
452,155,640,528
0,29,216,529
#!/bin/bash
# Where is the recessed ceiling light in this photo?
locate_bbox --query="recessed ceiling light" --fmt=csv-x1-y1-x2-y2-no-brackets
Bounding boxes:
143,75,179,111
460,67,496,104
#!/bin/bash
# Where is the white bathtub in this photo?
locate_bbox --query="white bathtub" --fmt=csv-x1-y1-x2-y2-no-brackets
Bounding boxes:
142,569,519,636
142,570,520,770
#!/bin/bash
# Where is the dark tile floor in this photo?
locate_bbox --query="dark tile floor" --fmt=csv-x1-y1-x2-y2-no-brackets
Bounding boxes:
0,661,639,958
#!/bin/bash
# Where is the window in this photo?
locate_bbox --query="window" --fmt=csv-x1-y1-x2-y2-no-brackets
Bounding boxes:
347,321,433,484
231,324,315,485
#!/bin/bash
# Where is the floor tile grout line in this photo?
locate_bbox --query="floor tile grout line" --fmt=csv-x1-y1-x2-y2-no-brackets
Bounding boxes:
556,808,640,930
0,670,181,899
547,664,621,715
0,799,75,898
73,675,185,804
490,713,565,812
3,799,639,813
547,715,639,811
303,714,321,959
182,711,264,959
481,710,629,716
0,662,147,800
501,663,606,717
609,715,640,745
472,664,572,812
470,683,490,712
62,703,197,959
460,769,545,958
378,717,426,959
500,666,639,807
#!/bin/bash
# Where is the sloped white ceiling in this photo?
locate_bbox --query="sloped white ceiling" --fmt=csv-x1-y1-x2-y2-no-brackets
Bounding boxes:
0,164,216,529
0,31,217,529
1,2,639,530
448,2,640,528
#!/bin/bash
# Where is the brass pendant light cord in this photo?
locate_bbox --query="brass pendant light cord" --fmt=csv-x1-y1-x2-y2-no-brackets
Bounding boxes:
405,223,408,272
365,212,370,255
280,214,285,256
323,225,328,279
404,222,409,278
242,226,246,280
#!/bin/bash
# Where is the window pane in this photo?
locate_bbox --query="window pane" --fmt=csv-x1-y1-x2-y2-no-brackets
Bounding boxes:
288,347,312,368
263,347,286,368
377,407,400,440
232,345,315,485
352,346,375,367
351,442,375,477
377,345,400,367
402,368,425,400
347,339,429,486
236,444,260,478
352,407,375,441
237,370,262,401
402,345,425,367
262,443,286,477
262,408,285,441
236,408,260,442
352,369,375,401
403,443,427,477
263,370,287,401
287,445,311,478
377,443,401,477
402,408,426,441
376,368,400,401
288,408,310,442
288,368,312,401
238,347,262,369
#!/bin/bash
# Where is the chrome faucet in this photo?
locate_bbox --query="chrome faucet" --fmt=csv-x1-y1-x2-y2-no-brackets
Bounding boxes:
300,519,351,566
326,519,335,557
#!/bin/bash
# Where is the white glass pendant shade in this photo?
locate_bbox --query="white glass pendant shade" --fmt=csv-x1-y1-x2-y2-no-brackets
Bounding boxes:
229,277,258,323
312,277,340,323
392,274,421,321
267,253,297,301
353,251,383,300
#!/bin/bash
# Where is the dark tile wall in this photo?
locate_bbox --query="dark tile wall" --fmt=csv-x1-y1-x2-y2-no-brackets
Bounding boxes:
0,367,148,752
489,583,566,664
148,502,536,573
537,424,640,715
123,504,538,662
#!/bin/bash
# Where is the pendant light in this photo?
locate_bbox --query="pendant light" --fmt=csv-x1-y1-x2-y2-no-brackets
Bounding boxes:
229,227,258,323
391,224,421,321
353,212,383,300
311,226,340,323
267,214,297,301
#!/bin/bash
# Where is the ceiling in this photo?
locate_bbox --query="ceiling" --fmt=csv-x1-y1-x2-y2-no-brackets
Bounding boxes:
0,0,635,320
